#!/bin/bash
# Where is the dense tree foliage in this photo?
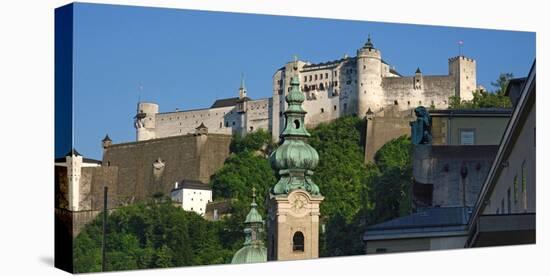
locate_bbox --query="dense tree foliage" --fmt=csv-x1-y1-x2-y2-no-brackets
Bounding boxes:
369,135,413,224
449,73,513,109
229,128,274,154
308,116,370,222
210,129,277,216
74,202,234,273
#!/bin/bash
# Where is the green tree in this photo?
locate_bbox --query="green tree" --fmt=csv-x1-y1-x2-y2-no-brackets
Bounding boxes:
308,116,370,223
73,202,234,273
370,135,413,224
449,73,513,109
492,73,515,94
229,128,275,155
211,129,277,219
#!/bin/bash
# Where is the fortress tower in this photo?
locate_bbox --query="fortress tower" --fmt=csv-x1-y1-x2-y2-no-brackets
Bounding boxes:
449,56,477,101
356,36,383,117
267,61,324,261
134,102,158,141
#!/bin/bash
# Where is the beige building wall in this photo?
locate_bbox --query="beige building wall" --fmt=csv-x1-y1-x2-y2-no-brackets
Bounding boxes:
483,102,536,215
267,190,323,261
431,115,510,146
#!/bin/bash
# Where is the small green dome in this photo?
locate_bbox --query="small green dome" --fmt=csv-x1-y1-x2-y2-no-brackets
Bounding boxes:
270,139,319,171
231,244,267,264
245,201,263,224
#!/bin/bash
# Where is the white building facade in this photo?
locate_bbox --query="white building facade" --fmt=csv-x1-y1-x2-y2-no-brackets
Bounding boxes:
54,149,102,211
170,180,213,216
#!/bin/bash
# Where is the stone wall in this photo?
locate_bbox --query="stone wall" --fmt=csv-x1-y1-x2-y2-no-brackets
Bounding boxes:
154,106,234,137
102,133,232,205
413,145,499,209
80,166,118,210
364,107,415,162
244,98,272,134
381,75,455,110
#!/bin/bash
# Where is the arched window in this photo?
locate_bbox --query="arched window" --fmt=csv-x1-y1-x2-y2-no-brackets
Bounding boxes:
293,231,304,252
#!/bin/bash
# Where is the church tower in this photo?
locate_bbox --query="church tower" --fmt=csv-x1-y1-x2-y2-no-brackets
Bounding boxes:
231,187,268,264
267,59,324,261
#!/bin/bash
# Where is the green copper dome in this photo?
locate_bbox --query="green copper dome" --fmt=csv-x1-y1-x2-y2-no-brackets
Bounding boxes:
269,58,321,196
231,245,267,264
231,188,267,264
269,139,319,171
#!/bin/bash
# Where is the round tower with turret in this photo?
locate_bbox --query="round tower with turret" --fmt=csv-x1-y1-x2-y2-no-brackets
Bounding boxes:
356,36,384,118
134,102,158,141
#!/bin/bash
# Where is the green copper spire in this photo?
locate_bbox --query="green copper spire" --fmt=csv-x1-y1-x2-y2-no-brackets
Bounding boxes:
269,57,321,196
245,187,263,224
231,187,267,264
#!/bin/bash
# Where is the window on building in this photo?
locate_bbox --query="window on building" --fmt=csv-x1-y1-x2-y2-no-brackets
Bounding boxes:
292,232,304,252
219,122,222,128
232,121,236,126
309,75,312,81
320,74,323,80
394,100,398,105
304,76,307,82
522,161,527,211
321,108,325,113
250,126,254,131
514,175,518,203
334,71,338,77
225,122,229,127
501,198,504,214
325,73,328,78
460,129,475,145
315,75,318,80
333,105,337,111
507,188,511,214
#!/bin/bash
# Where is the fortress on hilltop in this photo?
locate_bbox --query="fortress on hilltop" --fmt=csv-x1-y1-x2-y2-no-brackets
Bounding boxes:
135,36,477,143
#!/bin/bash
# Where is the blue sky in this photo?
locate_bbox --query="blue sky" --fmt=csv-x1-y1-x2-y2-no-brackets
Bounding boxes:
71,3,535,160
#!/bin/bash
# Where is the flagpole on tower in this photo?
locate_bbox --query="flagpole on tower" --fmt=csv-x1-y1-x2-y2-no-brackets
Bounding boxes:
458,40,464,57
138,82,143,103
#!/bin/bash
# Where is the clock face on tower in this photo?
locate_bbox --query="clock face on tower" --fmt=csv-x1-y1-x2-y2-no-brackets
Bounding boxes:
290,193,308,215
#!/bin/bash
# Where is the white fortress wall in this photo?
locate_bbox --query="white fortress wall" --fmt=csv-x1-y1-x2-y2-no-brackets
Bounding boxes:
154,106,234,138
381,75,456,110
244,98,271,133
